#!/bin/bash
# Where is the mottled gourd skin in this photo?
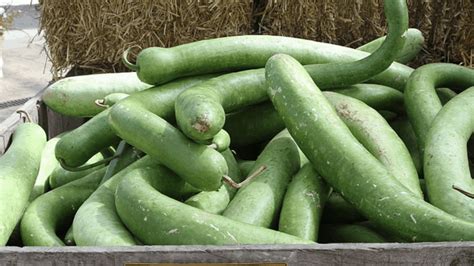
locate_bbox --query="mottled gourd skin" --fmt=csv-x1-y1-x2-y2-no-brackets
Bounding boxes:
174,0,408,143
21,168,104,246
0,123,46,246
42,72,152,117
325,92,422,198
404,63,474,151
55,75,212,168
115,169,313,245
279,164,330,241
424,87,474,222
265,53,474,242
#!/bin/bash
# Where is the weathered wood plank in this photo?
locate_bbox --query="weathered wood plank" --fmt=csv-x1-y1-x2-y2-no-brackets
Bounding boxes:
45,107,85,138
0,243,473,266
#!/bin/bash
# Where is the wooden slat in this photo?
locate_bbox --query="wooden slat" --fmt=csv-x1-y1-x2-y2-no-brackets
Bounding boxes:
0,243,473,265
46,107,85,138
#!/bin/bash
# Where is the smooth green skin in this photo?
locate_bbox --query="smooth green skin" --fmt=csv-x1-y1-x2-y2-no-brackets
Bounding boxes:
333,84,404,114
42,72,152,117
73,156,164,246
357,28,424,64
424,87,474,222
237,160,255,177
49,152,105,189
134,0,407,86
29,134,64,200
20,167,105,246
436,87,457,105
390,118,422,174
319,224,387,243
278,164,330,241
103,93,129,106
55,75,212,168
109,101,228,191
223,137,300,227
63,226,75,246
185,149,242,214
210,130,231,152
322,193,365,224
405,63,474,151
176,0,408,141
266,54,474,242
100,142,141,185
225,84,404,148
326,92,422,198
115,170,313,245
0,123,46,246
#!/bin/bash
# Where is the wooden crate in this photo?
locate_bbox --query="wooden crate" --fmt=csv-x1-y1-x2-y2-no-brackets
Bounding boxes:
1,90,474,265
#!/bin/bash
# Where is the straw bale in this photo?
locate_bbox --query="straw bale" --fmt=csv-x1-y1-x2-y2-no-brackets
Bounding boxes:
40,0,253,77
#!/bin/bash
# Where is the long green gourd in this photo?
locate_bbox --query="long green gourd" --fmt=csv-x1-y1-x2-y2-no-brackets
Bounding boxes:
423,87,474,222
29,133,64,200
21,168,105,246
114,169,313,245
404,63,474,151
56,75,213,168
42,72,152,117
265,53,474,242
126,0,409,87
0,123,46,246
175,0,408,141
278,163,330,241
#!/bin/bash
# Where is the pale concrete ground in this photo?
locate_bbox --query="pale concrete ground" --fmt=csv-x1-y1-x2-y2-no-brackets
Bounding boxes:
0,0,51,121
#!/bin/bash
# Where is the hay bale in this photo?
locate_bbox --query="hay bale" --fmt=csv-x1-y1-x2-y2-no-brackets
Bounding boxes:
257,0,473,67
40,0,253,77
